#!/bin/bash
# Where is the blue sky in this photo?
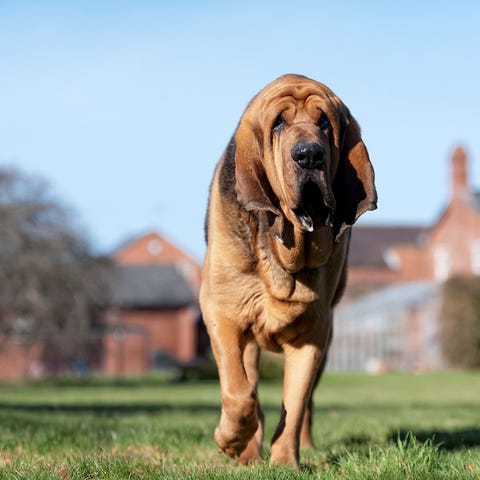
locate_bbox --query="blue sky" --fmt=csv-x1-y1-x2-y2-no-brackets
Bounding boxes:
1,1,479,260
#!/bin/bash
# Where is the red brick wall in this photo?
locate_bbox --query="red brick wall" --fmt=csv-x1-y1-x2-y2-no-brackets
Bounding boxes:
0,339,43,380
346,266,402,299
393,244,430,282
120,310,178,355
102,330,150,376
101,305,199,375
427,202,480,279
348,266,401,285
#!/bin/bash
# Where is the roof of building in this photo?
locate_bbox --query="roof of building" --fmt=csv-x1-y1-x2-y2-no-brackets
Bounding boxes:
349,225,427,267
112,230,200,266
466,191,480,212
110,264,195,309
347,147,480,270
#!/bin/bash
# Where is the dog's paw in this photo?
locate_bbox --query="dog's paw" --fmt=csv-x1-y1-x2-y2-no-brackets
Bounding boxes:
237,436,263,465
269,442,300,468
214,413,258,458
215,426,247,457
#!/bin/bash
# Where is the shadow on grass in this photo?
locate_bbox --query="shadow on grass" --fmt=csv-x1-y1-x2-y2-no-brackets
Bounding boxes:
391,427,480,451
1,401,478,417
0,402,222,415
0,402,296,416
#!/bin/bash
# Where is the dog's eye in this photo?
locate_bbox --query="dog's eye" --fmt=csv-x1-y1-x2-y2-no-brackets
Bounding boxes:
272,113,285,132
318,113,330,132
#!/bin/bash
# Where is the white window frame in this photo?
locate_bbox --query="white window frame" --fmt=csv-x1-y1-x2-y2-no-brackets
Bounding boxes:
434,244,450,281
471,239,480,275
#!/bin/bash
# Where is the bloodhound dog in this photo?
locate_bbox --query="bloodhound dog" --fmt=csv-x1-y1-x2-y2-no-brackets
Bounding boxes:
200,74,377,467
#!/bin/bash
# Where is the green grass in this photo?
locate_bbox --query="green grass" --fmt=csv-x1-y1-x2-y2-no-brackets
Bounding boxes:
0,372,479,479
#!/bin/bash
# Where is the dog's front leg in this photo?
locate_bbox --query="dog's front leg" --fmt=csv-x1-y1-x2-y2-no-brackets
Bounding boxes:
238,340,264,464
300,351,329,449
270,342,324,467
209,318,259,458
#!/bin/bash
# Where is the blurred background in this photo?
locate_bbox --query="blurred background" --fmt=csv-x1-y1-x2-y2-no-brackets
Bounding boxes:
1,1,480,380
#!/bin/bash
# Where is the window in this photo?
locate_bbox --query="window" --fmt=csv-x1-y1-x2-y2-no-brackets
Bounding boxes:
177,260,193,279
434,244,450,281
147,239,163,256
471,239,480,275
383,248,401,271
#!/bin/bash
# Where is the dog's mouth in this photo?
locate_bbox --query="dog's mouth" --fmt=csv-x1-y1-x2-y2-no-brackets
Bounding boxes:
292,172,336,232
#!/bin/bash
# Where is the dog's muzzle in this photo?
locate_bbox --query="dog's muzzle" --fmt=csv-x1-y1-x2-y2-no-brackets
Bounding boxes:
291,142,325,170
289,141,336,232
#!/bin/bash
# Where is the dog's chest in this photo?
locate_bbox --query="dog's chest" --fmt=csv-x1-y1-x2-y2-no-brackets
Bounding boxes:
250,292,318,351
244,265,322,351
270,227,334,272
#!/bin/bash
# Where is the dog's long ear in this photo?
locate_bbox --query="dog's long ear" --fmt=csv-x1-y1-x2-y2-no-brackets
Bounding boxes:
333,111,377,242
234,119,280,215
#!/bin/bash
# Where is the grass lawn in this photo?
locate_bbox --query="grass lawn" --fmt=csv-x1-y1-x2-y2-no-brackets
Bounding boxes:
0,372,479,479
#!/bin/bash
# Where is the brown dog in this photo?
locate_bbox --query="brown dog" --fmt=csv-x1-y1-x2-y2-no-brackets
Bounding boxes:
200,74,377,467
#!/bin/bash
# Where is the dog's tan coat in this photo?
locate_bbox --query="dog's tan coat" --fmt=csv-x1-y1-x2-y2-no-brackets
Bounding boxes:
200,74,377,467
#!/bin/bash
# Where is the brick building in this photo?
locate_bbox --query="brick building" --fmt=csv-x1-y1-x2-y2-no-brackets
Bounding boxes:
348,146,480,294
102,231,204,375
329,146,480,371
0,338,43,381
112,231,201,294
2,148,476,379
0,231,204,380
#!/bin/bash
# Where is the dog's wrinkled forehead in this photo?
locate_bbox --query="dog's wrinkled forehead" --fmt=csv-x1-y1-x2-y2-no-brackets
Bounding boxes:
257,75,337,107
259,74,332,100
246,74,344,142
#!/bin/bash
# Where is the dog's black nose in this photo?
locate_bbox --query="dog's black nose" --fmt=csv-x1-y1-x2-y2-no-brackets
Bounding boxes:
291,142,325,170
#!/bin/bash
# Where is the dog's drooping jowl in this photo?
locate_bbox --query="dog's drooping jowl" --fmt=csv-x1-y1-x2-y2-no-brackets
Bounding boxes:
200,74,377,467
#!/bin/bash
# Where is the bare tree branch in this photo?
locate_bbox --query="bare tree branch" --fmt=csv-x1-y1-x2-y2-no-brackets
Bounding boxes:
0,166,112,369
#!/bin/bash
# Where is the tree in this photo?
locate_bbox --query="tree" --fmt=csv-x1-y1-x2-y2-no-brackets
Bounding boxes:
440,276,480,369
0,166,111,371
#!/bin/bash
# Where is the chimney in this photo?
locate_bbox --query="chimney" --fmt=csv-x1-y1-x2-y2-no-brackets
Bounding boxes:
451,146,469,200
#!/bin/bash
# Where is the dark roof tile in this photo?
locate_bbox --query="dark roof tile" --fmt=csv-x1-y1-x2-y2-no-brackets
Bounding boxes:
110,264,195,309
467,191,480,211
349,225,427,267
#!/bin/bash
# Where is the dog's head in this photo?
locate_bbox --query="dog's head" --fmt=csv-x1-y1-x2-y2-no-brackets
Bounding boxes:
234,74,377,241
